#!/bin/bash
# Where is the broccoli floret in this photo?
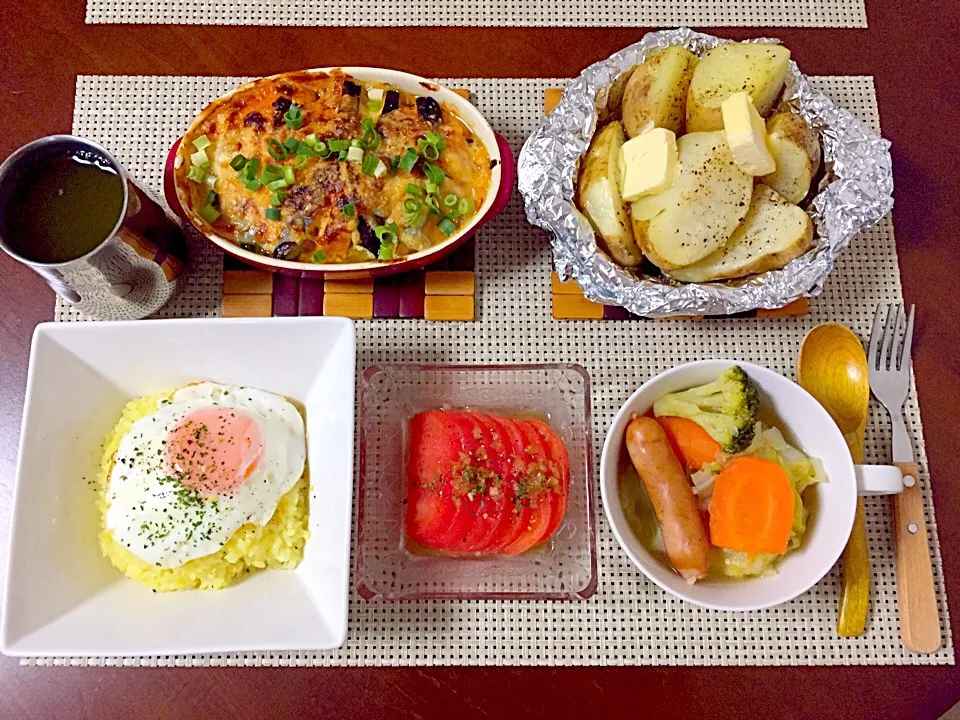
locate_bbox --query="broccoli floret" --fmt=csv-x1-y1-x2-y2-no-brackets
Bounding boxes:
652,365,759,453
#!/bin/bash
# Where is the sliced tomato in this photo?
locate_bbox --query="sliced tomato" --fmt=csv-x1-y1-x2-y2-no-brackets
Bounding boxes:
455,413,512,552
499,420,554,556
405,411,477,551
405,411,466,549
479,415,532,553
527,419,570,543
431,412,486,551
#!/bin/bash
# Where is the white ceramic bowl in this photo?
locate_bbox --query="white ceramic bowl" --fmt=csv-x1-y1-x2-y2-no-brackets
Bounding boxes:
1,317,356,656
600,359,866,612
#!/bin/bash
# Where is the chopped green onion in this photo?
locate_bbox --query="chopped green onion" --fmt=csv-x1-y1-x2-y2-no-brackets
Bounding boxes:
350,138,361,148
190,148,208,167
422,144,439,161
374,222,398,242
398,148,419,173
338,149,348,161
266,178,288,191
314,141,329,157
186,165,207,183
367,88,384,102
391,155,401,170
423,163,446,185
375,223,398,260
243,158,261,178
425,131,446,151
368,100,383,112
312,249,327,263
347,146,364,163
199,204,220,223
283,104,303,130
359,118,381,150
264,163,283,174
328,139,350,152
192,135,211,151
269,193,285,207
304,133,319,148
282,166,295,185
230,154,247,171
283,137,300,153
458,197,474,215
205,189,219,206
342,203,355,217
425,181,438,195
205,174,218,190
265,208,281,221
438,216,457,236
267,139,288,160
406,183,422,196
244,178,262,191
443,194,459,208
259,170,282,185
295,155,310,169
372,159,387,177
425,194,440,213
361,154,380,176
297,143,322,158
401,197,423,226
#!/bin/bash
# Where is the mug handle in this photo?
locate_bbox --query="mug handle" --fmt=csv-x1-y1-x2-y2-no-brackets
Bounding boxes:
856,464,905,495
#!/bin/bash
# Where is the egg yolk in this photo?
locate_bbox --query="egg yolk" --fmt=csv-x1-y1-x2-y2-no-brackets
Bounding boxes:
164,407,264,496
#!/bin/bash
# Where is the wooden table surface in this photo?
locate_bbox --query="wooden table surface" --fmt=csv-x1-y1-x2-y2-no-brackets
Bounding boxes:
2,0,959,717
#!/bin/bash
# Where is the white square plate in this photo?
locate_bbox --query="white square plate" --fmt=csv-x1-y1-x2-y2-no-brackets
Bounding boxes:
1,317,356,656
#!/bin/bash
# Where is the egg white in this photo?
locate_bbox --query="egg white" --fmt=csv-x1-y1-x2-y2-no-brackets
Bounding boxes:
105,383,306,568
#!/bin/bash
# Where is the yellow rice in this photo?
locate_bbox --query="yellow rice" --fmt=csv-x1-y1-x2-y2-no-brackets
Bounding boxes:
97,390,309,591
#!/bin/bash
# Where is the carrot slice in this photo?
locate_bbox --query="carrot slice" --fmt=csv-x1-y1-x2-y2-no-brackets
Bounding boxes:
708,456,795,555
656,416,723,472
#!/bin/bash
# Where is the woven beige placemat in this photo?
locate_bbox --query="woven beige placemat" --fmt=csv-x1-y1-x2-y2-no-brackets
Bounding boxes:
85,0,867,27
40,75,951,666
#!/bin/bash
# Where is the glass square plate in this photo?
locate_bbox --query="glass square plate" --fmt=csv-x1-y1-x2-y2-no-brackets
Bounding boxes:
357,363,597,601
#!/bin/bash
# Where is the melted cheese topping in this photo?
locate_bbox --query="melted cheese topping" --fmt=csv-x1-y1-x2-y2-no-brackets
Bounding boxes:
177,71,492,264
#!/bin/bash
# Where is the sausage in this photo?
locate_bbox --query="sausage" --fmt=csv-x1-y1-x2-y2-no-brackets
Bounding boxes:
625,414,710,583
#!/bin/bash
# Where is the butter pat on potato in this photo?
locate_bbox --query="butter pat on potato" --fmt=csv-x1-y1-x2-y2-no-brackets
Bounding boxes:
618,128,678,202
721,91,776,176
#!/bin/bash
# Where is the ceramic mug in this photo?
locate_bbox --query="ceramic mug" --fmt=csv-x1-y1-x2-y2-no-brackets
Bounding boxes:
0,135,188,320
600,359,904,611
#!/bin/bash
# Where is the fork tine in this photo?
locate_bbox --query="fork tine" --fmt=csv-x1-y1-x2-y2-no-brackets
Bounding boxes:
898,304,916,371
881,304,900,370
869,304,886,369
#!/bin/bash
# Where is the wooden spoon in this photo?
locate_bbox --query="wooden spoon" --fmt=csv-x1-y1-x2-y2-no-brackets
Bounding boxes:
798,323,871,636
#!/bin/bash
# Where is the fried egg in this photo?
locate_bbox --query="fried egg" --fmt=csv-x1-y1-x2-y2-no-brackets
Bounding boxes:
105,383,306,568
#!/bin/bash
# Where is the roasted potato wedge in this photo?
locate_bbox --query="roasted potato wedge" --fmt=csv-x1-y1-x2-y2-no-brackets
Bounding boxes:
621,46,698,138
762,137,812,204
686,44,791,132
767,110,821,168
598,68,635,125
666,184,814,282
577,121,643,267
630,131,753,269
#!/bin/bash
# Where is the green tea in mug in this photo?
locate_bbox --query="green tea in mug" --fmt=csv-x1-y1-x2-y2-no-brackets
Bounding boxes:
0,135,188,320
4,149,124,263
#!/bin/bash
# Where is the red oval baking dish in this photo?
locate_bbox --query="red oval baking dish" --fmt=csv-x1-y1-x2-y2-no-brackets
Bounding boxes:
163,68,513,279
